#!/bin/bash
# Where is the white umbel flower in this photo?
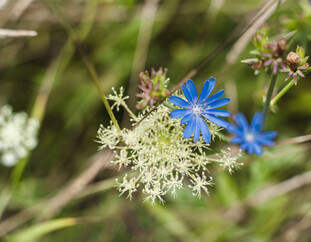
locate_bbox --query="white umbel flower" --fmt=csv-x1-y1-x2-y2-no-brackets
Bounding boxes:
97,104,215,202
96,87,243,203
107,87,129,111
217,148,243,174
0,105,39,166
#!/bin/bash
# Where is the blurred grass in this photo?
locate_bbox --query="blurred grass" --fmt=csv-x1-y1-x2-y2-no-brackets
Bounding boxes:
0,0,311,241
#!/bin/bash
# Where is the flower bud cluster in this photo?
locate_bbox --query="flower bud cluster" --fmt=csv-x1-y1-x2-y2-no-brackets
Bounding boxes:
136,68,171,109
242,30,287,75
242,30,310,84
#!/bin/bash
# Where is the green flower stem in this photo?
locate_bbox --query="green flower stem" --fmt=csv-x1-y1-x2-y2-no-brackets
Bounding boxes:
123,104,137,119
10,156,30,187
74,41,120,131
163,100,177,110
261,73,277,130
44,0,120,131
270,79,295,107
270,68,311,107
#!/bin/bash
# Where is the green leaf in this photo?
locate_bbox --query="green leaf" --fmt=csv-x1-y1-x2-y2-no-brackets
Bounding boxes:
241,58,258,64
6,218,78,242
250,50,260,55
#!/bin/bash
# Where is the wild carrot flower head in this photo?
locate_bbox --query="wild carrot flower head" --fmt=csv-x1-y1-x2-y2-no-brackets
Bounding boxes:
280,45,310,85
227,112,277,156
97,105,214,203
0,105,39,166
136,68,170,109
169,78,230,144
97,76,242,203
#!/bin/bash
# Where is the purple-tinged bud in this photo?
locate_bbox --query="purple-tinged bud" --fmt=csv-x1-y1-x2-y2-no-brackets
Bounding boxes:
136,68,170,110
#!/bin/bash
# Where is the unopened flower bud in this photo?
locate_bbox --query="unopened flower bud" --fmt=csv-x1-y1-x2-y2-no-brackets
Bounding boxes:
286,52,300,72
277,39,286,54
248,59,264,70
136,68,170,109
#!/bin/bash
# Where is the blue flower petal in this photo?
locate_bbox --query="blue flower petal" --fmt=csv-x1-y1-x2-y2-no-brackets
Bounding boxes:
231,136,244,144
256,134,275,146
180,113,193,124
181,84,196,105
198,77,216,103
241,141,249,151
171,109,191,119
169,96,190,108
227,124,242,135
253,142,263,156
207,98,231,109
184,119,195,138
233,113,249,131
205,109,230,117
185,79,198,100
250,112,263,132
199,118,211,143
262,131,277,139
194,118,200,141
246,143,254,154
203,114,229,128
205,89,225,105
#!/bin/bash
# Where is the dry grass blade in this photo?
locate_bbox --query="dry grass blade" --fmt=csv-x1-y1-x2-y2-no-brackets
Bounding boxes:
37,149,115,221
0,150,115,236
225,169,311,223
226,0,286,64
276,134,311,146
0,28,37,38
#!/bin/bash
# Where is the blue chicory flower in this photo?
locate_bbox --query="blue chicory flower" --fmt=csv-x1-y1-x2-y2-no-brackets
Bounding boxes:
227,112,277,156
169,77,230,143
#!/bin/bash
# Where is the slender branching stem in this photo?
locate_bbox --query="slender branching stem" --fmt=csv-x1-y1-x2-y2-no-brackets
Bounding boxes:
44,0,120,131
74,40,120,131
270,68,311,107
270,79,294,107
261,73,277,130
122,104,137,119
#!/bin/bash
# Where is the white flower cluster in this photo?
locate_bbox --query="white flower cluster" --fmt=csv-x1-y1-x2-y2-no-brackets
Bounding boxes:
217,148,243,174
107,87,129,111
96,88,243,203
0,105,39,166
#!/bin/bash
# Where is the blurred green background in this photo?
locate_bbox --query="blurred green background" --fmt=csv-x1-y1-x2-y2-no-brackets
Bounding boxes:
1,0,311,241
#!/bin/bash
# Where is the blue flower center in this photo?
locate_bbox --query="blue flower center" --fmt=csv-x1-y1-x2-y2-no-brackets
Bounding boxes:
244,132,255,142
191,105,202,116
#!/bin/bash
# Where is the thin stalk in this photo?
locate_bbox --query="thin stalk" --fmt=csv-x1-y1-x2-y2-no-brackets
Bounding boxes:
270,79,295,107
123,104,137,119
270,67,311,107
262,73,277,130
44,0,120,131
74,40,120,131
10,53,61,188
10,156,29,187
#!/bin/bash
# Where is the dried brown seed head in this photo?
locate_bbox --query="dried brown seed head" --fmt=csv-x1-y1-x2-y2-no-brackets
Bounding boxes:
286,52,300,72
